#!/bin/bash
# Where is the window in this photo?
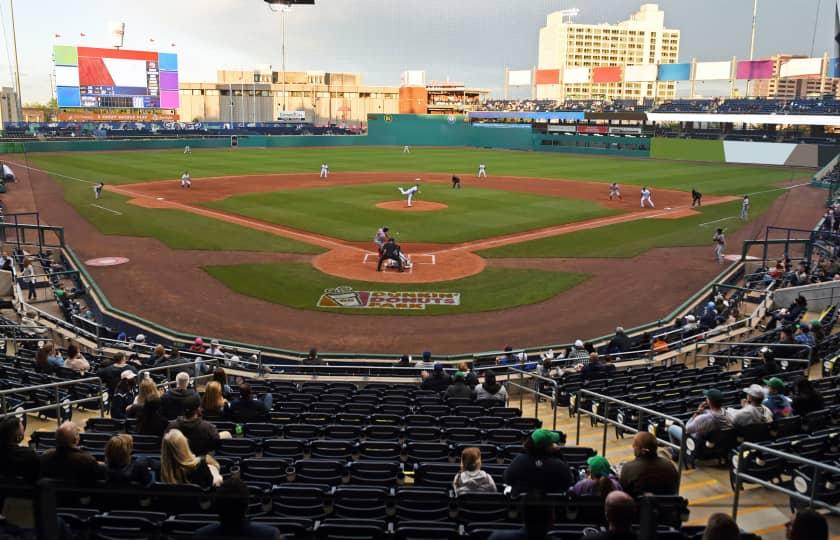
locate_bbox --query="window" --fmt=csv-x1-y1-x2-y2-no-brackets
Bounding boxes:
206,90,220,96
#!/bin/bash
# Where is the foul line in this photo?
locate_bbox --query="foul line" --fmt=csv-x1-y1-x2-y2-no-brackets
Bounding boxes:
699,216,738,227
90,204,122,215
749,181,810,196
5,160,95,184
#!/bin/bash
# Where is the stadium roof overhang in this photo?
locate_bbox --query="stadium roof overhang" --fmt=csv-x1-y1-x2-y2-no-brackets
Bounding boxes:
645,112,840,127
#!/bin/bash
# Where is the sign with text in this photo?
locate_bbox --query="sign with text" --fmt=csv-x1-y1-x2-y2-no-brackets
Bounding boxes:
317,286,461,311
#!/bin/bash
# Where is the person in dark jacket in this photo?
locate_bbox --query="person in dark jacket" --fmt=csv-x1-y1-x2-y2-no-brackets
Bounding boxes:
445,371,474,400
376,238,404,272
194,478,279,539
97,352,136,394
228,383,271,423
167,395,226,455
39,422,105,487
160,372,199,420
504,429,573,496
420,363,451,393
607,326,632,356
619,432,678,498
0,416,39,484
104,434,152,486
135,397,169,439
792,378,825,416
110,370,137,420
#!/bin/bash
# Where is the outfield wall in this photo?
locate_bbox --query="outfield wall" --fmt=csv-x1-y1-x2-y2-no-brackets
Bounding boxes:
650,137,838,167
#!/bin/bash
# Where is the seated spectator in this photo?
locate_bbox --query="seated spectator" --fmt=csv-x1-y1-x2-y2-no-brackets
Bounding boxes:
651,335,669,354
167,394,228,455
149,344,168,367
212,367,234,399
34,342,63,374
668,388,732,458
456,361,478,387
619,432,678,497
453,446,497,495
394,354,411,368
763,377,793,419
228,383,271,423
97,352,136,394
63,342,90,373
127,377,161,417
570,455,621,498
104,434,152,486
190,337,207,354
415,350,434,369
566,339,589,363
810,319,826,343
787,508,828,540
194,478,279,539
702,513,740,540
420,363,451,393
504,429,573,495
767,295,807,330
160,372,199,420
497,345,516,365
745,347,779,379
445,371,474,400
135,397,169,439
536,357,555,378
792,378,825,416
474,371,508,403
699,302,718,330
39,421,105,486
303,348,323,365
582,353,610,380
607,326,632,355
727,384,773,426
110,370,137,420
794,322,817,349
160,429,222,489
0,417,38,484
201,381,230,419
587,491,637,540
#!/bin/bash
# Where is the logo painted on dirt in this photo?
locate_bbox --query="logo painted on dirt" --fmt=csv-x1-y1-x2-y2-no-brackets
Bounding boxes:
317,286,461,310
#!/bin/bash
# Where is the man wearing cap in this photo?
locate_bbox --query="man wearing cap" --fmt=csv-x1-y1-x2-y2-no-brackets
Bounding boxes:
619,432,678,498
566,339,589,365
794,323,816,349
504,428,573,496
420,363,452,393
763,377,793,419
415,351,434,370
667,388,732,461
445,371,474,400
570,455,622,497
727,384,773,427
166,394,228,455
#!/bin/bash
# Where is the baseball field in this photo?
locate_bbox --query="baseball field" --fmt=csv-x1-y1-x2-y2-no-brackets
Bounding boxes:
22,146,805,321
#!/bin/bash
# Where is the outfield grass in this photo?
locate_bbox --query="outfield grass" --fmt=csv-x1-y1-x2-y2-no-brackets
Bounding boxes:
204,183,617,243
479,192,779,258
203,263,587,315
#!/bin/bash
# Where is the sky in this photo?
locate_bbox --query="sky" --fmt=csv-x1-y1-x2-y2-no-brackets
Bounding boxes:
0,0,836,104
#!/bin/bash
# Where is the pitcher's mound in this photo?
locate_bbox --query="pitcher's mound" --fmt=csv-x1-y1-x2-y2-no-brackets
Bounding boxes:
376,200,448,212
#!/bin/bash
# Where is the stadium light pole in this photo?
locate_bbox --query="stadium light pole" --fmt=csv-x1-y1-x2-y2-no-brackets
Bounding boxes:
266,1,292,114
9,0,23,120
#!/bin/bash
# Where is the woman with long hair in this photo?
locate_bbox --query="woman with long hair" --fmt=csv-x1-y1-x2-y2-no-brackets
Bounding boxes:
453,447,497,495
212,368,233,399
105,434,152,486
201,381,229,420
35,342,64,374
63,341,90,373
160,429,222,489
127,378,160,415
474,371,508,403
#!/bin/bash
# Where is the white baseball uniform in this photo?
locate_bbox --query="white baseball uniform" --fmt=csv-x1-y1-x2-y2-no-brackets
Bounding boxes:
320,163,329,178
403,145,410,153
478,164,487,178
713,232,726,263
609,183,621,200
180,173,191,188
398,185,419,207
640,188,654,208
184,145,191,154
741,197,750,220
374,228,389,252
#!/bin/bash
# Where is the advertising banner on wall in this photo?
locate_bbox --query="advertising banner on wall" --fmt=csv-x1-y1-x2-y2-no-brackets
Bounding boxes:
695,61,732,80
576,125,608,134
779,57,822,78
508,70,532,86
624,64,658,82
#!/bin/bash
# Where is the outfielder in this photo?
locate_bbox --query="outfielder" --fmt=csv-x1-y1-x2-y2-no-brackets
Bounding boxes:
320,163,329,178
403,145,410,153
93,182,104,200
180,171,191,188
398,181,420,207
640,187,654,208
609,182,622,200
741,195,750,220
713,228,726,263
183,145,191,154
478,163,487,178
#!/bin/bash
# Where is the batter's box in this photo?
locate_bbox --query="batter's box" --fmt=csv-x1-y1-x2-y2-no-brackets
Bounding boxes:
362,252,436,273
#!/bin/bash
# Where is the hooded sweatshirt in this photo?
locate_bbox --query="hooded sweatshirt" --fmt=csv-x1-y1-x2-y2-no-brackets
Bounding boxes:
453,469,497,495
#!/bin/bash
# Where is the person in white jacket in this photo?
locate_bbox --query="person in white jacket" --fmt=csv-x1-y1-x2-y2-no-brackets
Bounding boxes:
453,447,497,496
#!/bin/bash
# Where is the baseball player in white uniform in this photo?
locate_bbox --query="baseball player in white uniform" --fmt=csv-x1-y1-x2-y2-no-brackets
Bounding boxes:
609,182,622,200
740,195,750,220
403,145,411,153
320,163,329,178
373,227,390,254
398,181,420,207
94,182,104,199
180,171,191,188
183,145,191,154
478,163,487,178
640,187,654,208
713,228,726,263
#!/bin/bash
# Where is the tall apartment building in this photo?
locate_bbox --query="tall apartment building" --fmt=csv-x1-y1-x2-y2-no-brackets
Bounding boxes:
537,3,679,101
749,54,839,99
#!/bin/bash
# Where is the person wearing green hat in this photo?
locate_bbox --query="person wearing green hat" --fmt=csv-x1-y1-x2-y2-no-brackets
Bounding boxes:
667,388,732,463
445,371,474,400
504,428,573,496
763,377,793,419
570,454,622,497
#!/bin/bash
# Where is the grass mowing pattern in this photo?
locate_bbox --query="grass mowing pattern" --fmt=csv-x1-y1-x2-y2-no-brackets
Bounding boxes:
204,263,588,316
204,183,617,243
479,192,779,258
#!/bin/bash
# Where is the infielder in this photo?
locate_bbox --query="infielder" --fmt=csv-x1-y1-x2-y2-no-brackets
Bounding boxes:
713,228,726,263
180,171,191,188
398,181,420,207
640,186,654,208
183,145,191,155
741,195,750,220
609,182,622,200
320,163,329,178
478,163,487,178
403,145,411,153
451,175,461,189
93,182,104,199
373,226,391,254
691,189,702,207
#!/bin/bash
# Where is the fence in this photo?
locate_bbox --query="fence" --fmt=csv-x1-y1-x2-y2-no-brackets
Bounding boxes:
506,367,559,430
687,341,812,371
0,376,106,426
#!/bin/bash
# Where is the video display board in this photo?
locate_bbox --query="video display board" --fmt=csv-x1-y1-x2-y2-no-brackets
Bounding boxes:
54,45,179,109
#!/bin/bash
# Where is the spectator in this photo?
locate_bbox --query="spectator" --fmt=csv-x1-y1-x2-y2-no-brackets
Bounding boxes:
127,377,161,416
446,371,474,400
189,337,207,354
212,367,233,399
702,513,740,540
416,351,434,369
504,428,573,495
667,388,732,459
566,339,589,363
607,326,632,356
474,371,508,403
810,319,826,343
160,372,199,420
457,361,479,387
787,508,828,540
135,397,169,439
453,446,497,495
167,394,227,455
160,429,222,489
699,302,718,330
207,339,226,359
104,434,152,486
498,345,516,365
582,353,610,380
110,370,137,420
763,377,793,419
228,383,271,423
149,344,168,367
727,384,773,427
748,347,779,379
537,357,555,378
795,323,816,349
792,378,825,416
586,491,637,540
303,348,323,365
34,342,63,374
570,455,621,498
394,354,411,368
97,352,135,394
420,364,451,393
194,478,279,539
63,342,90,373
619,432,678,497
39,421,105,486
201,381,230,420
0,417,38,484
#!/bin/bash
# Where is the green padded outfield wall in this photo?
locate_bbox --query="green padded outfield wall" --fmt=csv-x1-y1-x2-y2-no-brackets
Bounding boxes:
650,138,725,162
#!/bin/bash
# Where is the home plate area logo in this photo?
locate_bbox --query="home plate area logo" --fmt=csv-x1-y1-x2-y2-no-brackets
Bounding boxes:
317,286,461,310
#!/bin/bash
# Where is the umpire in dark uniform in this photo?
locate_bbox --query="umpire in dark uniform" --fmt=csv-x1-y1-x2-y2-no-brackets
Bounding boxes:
377,238,404,272
691,188,702,207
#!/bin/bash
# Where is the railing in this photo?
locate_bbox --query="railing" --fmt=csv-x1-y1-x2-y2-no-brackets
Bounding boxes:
732,442,840,518
506,367,558,430
688,341,813,370
137,359,223,389
0,376,106,426
574,389,688,486
0,221,65,251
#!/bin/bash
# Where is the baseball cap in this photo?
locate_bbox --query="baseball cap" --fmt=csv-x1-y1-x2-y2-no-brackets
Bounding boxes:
135,334,146,342
530,428,560,448
454,371,465,380
743,384,764,398
703,388,724,403
211,339,220,346
574,339,584,348
587,455,612,478
433,363,444,371
763,377,786,391
194,337,204,345
120,370,136,380
182,394,201,414
799,323,810,332
810,319,822,328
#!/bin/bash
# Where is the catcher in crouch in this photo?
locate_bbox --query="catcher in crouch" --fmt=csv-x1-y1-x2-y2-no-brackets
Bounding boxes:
377,238,412,272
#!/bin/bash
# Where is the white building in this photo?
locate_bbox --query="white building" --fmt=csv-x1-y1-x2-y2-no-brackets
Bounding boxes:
0,87,21,124
537,3,680,101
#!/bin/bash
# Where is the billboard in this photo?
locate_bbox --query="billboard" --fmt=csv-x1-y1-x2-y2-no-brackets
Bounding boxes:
54,45,178,109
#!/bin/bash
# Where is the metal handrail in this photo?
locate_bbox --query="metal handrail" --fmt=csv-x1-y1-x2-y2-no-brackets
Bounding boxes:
137,358,222,389
689,340,813,369
506,367,558,430
574,388,688,486
732,441,840,518
0,375,106,426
